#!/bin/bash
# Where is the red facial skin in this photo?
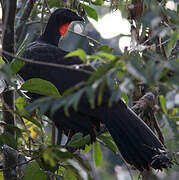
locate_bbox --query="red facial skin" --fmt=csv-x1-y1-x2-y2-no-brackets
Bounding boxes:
59,23,70,36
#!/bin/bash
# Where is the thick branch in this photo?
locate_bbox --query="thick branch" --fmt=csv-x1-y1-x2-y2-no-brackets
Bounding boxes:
1,0,16,62
1,0,16,134
1,0,17,179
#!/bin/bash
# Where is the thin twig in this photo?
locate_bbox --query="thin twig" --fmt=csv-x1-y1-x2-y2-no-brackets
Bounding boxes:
0,49,92,74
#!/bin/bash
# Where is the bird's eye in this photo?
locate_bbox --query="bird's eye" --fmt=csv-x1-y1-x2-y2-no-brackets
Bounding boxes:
73,23,84,34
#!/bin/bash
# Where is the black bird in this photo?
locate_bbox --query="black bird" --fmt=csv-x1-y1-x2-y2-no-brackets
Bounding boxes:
19,8,171,171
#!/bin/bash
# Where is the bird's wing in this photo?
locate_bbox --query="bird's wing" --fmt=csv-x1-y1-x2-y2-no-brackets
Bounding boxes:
19,41,92,94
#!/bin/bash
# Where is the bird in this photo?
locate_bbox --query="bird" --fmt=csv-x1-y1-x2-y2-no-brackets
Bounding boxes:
18,8,171,171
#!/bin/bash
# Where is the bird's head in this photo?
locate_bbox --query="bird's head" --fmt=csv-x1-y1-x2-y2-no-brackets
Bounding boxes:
51,8,84,36
41,8,84,46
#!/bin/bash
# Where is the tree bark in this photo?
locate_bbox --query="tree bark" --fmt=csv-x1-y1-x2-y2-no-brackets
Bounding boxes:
1,0,17,179
1,0,16,135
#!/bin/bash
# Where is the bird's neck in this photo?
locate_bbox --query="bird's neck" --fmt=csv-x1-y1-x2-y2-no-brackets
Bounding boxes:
40,18,61,46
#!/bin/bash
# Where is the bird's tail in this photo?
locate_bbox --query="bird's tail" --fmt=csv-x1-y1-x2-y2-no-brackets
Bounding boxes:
102,100,171,171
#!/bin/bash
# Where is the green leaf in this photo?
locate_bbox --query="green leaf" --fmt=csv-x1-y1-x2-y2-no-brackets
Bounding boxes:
73,154,92,171
0,123,25,138
67,133,91,149
98,45,113,53
0,56,5,64
0,171,3,180
87,60,116,85
64,169,77,180
65,49,86,61
72,89,85,111
81,144,92,153
10,59,25,76
97,80,106,106
24,161,46,180
63,89,85,116
96,52,115,61
48,0,61,8
88,55,103,62
121,93,129,105
164,9,179,25
25,97,52,115
86,86,96,109
22,113,42,128
167,32,179,57
20,78,60,97
93,141,103,168
92,0,104,6
127,57,147,83
82,4,98,21
0,132,17,149
98,133,119,153
159,95,168,114
15,97,25,113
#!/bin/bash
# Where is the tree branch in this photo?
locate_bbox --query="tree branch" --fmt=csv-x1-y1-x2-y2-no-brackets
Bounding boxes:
1,0,17,179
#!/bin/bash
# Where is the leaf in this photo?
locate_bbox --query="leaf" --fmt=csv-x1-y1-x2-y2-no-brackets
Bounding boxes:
0,63,12,81
15,97,25,114
159,95,168,114
93,141,103,168
0,56,5,64
127,56,147,83
64,169,77,180
0,171,3,180
88,55,103,62
25,97,52,115
23,161,46,180
98,45,113,53
81,144,92,153
167,32,179,57
0,123,25,138
121,92,129,105
10,59,25,76
65,49,86,61
48,0,61,8
87,59,117,85
86,86,96,109
21,78,60,97
92,0,104,6
67,133,91,149
96,52,115,61
97,80,106,106
82,4,98,21
0,132,17,149
50,98,65,115
97,133,119,153
72,89,85,111
73,154,92,171
22,113,42,128
164,9,179,25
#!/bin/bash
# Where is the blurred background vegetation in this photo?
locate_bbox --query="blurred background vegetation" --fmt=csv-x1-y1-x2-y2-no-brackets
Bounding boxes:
0,0,179,180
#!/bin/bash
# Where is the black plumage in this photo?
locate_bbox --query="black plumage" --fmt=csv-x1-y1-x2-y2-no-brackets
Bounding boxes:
19,8,171,171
